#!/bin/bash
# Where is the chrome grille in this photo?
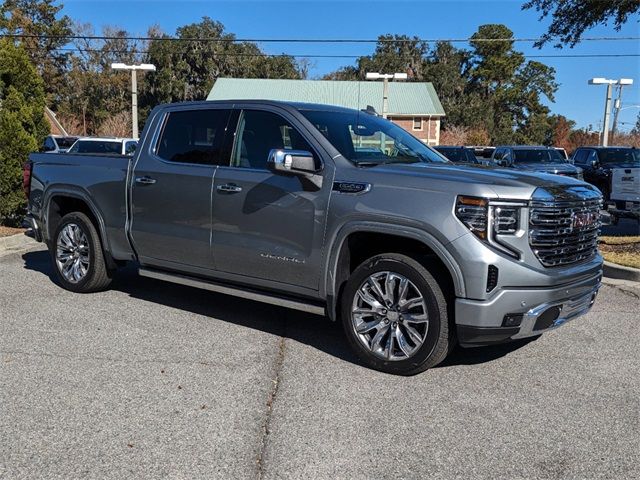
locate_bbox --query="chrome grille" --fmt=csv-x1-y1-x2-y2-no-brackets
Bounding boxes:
529,198,601,267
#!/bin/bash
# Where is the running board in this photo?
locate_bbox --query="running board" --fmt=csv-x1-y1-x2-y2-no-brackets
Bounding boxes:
138,267,326,316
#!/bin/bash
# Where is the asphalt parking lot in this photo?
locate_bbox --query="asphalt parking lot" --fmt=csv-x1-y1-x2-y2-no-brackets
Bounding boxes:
1,244,639,479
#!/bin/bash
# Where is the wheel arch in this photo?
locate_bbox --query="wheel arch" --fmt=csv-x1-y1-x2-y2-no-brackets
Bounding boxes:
322,221,465,321
43,186,116,269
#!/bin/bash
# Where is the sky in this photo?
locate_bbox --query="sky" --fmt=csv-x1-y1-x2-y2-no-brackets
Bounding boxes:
63,0,640,131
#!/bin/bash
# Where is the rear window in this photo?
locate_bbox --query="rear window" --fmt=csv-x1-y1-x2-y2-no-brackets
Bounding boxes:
156,109,232,165
70,140,122,154
598,148,640,165
513,149,565,163
435,147,478,163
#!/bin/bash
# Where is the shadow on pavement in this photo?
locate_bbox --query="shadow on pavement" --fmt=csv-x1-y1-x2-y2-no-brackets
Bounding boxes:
21,249,534,372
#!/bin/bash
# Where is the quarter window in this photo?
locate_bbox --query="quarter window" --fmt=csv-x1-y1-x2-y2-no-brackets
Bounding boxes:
231,110,314,170
156,109,231,165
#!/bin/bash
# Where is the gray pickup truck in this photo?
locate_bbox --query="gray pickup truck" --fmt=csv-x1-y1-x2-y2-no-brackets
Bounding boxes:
24,100,603,375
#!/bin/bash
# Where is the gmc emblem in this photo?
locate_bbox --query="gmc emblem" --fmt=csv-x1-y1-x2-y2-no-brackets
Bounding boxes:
571,211,598,229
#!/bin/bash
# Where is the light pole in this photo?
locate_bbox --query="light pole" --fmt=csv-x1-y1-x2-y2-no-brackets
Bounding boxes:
589,77,633,146
365,72,408,118
111,63,156,139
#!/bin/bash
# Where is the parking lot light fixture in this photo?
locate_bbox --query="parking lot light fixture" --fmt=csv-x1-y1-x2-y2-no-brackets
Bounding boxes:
589,77,635,146
365,72,408,118
111,63,157,138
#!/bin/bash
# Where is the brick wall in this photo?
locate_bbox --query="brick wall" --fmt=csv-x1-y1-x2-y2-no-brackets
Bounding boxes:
388,116,441,145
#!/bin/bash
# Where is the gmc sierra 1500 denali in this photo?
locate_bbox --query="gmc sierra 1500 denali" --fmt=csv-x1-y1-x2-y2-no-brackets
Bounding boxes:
24,100,604,375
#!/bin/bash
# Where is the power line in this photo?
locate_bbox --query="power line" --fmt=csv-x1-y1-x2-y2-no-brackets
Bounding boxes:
2,33,640,44
20,46,640,60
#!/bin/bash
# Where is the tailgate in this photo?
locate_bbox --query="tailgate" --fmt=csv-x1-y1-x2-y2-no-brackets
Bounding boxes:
611,168,640,203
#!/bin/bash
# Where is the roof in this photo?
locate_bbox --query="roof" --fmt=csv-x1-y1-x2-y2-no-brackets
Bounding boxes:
74,137,137,142
207,78,445,116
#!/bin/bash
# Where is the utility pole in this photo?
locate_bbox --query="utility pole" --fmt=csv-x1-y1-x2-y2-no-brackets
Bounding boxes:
111,63,156,138
611,83,630,140
589,77,633,147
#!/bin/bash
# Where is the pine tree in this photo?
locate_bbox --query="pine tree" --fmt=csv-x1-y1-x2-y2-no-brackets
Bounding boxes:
0,39,48,225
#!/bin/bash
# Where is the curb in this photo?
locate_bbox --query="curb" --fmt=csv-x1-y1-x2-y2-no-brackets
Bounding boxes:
603,260,640,282
0,232,38,256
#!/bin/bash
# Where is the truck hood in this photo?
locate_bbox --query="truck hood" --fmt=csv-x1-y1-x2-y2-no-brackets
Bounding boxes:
510,162,579,175
367,162,582,190
353,162,593,201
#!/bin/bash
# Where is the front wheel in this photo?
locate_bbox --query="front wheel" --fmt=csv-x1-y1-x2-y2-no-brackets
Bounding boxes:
340,253,451,375
50,212,112,293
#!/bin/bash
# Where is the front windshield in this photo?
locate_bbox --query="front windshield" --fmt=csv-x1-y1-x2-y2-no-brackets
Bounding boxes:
300,110,450,166
598,148,640,165
513,149,565,163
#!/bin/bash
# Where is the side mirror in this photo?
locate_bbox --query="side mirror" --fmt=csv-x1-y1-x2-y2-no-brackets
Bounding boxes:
590,159,598,168
267,149,319,175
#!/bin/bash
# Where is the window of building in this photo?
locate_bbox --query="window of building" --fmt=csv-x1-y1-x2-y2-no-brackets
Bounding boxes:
156,109,231,165
230,110,314,170
412,117,422,131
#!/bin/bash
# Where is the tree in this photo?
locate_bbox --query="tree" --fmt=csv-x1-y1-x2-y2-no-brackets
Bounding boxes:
523,0,640,47
141,17,301,115
0,0,72,107
468,24,558,144
0,39,48,225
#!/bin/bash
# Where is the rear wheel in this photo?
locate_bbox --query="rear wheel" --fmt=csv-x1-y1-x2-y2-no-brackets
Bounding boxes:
340,253,451,375
51,212,112,292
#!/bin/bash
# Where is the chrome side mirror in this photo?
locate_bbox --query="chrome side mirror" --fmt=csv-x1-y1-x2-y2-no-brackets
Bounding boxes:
267,149,319,175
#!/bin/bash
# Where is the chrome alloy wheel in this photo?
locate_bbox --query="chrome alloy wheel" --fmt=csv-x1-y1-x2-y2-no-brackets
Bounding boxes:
55,223,90,283
351,271,429,361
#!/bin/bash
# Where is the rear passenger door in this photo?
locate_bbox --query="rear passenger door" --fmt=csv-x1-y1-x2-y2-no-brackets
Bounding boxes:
210,107,333,292
130,106,232,274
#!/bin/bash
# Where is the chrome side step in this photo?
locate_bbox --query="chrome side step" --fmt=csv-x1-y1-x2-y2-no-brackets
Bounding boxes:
138,267,326,316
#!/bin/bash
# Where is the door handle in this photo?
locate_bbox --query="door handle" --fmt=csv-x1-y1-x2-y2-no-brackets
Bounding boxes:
135,176,156,185
217,183,243,193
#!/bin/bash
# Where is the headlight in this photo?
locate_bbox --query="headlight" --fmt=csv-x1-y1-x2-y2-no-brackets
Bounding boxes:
456,196,525,257
493,206,519,234
455,196,488,239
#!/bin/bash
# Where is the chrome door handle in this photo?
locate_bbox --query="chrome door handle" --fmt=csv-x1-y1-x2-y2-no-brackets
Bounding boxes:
217,184,242,193
135,176,156,185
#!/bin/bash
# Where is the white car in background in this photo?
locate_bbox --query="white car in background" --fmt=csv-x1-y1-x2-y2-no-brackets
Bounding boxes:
42,135,79,153
67,137,138,156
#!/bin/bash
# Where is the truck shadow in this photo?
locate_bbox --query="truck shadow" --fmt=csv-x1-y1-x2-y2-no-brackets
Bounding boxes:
21,249,537,372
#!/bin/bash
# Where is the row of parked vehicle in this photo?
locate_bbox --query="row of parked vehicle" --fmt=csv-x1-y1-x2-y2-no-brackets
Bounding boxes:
434,144,640,222
42,135,138,156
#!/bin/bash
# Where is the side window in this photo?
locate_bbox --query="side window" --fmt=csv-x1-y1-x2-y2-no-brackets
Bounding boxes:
44,137,56,150
68,142,79,153
493,148,504,160
573,149,587,165
156,109,231,165
231,110,314,170
585,150,598,165
503,149,513,161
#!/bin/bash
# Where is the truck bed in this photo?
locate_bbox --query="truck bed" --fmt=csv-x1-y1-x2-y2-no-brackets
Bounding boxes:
28,152,134,260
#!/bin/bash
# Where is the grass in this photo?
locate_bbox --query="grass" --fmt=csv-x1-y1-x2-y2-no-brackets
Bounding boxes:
0,226,25,238
599,236,640,269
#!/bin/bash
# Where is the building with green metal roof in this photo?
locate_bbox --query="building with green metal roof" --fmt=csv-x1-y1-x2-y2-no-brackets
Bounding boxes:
207,78,446,145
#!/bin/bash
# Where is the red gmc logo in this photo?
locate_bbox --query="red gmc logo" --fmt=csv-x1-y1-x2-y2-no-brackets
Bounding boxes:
572,211,598,229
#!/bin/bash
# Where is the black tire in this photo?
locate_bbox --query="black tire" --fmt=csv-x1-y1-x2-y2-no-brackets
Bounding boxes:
50,212,112,293
340,253,451,375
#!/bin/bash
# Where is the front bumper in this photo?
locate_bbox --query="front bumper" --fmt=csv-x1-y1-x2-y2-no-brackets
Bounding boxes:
455,269,601,346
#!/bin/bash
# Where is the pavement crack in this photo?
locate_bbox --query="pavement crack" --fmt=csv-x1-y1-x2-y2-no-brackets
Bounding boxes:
256,322,287,480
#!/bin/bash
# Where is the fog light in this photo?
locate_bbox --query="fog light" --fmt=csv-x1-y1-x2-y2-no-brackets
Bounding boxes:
502,314,523,327
533,306,562,331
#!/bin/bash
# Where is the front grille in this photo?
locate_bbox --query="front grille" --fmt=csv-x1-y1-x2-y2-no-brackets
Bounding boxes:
529,198,601,267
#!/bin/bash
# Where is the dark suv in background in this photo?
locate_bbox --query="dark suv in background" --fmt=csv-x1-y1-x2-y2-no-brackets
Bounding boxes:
571,146,640,199
433,145,480,164
492,146,582,178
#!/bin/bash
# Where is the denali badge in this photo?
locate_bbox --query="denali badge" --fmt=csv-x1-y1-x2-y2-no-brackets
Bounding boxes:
260,253,305,264
571,211,598,229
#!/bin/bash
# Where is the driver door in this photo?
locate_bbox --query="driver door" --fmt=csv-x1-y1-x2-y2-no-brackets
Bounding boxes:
211,107,333,291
